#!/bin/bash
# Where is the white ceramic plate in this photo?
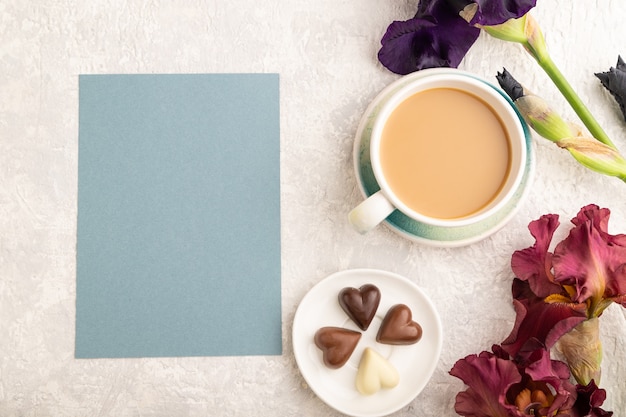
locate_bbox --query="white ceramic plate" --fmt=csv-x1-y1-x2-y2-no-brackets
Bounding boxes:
292,269,443,417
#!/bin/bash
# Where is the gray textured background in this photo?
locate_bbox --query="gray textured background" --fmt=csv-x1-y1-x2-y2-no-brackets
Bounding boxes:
2,0,626,415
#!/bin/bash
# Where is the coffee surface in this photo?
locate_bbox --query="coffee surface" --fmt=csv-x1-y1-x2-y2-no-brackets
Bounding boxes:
380,87,511,219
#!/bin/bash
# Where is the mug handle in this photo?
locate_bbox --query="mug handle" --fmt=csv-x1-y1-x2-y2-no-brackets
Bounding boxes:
348,190,396,234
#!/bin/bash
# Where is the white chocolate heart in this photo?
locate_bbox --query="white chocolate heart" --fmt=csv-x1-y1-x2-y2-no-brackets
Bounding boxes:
355,348,400,395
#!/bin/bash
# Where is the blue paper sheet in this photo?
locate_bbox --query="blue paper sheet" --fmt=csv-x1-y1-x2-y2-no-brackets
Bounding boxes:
75,74,282,358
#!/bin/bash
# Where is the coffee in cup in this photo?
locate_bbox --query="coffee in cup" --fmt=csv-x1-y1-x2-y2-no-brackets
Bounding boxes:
349,73,526,234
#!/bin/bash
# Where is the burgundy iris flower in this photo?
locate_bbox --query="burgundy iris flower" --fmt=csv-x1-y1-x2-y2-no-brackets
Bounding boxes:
450,205,625,415
500,278,587,360
509,205,626,320
553,205,626,311
502,204,626,385
378,0,537,74
501,213,588,358
450,345,612,416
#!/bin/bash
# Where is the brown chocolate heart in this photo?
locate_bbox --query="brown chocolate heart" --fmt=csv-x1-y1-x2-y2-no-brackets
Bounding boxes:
376,304,422,345
338,284,381,331
314,327,362,369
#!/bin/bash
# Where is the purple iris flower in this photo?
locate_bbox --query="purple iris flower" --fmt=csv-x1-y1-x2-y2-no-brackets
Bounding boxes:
379,0,537,74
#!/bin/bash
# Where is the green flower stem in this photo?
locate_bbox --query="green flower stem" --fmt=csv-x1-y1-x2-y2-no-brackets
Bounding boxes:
483,14,617,150
532,52,617,150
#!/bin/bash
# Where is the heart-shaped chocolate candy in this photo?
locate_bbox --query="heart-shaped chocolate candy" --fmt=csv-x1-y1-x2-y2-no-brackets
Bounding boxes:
376,304,422,345
338,284,381,331
314,327,362,369
355,348,400,395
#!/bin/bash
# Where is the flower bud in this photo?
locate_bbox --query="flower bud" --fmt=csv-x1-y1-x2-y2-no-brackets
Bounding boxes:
497,68,626,182
522,14,549,63
595,56,626,122
497,69,573,142
481,15,529,44
482,14,548,62
556,318,603,386
515,95,575,142
557,135,626,181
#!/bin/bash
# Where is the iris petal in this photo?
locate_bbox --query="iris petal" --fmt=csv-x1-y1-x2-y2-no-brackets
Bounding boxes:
469,0,538,26
572,204,626,247
501,279,586,358
450,345,612,416
574,380,614,417
378,1,480,74
450,350,520,417
511,213,563,298
520,349,577,414
378,0,538,74
552,205,626,309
